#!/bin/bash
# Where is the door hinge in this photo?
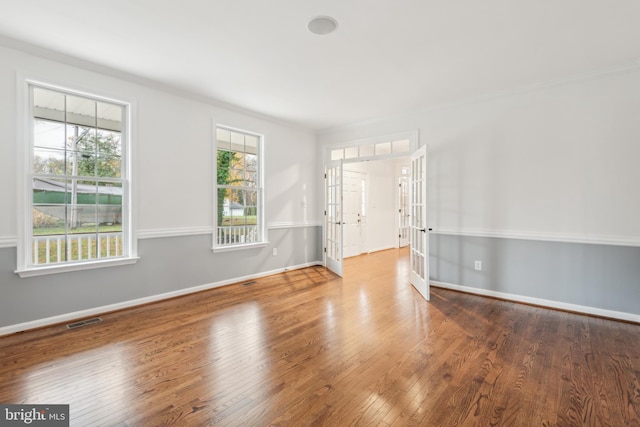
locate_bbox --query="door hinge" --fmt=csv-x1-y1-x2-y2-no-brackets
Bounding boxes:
324,210,327,216
324,247,327,253
324,173,327,179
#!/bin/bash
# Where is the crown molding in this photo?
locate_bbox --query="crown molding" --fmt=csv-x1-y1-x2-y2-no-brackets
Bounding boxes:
317,62,640,136
0,34,313,134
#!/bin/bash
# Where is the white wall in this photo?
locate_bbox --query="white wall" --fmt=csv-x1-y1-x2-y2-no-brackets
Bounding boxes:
320,68,640,245
318,66,640,320
0,43,320,244
345,159,398,253
0,42,322,331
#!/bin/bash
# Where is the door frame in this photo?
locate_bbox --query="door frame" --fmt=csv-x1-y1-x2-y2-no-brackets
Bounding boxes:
322,130,426,284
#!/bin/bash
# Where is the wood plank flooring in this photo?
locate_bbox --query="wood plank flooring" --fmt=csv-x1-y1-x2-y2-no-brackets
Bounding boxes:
1,248,639,426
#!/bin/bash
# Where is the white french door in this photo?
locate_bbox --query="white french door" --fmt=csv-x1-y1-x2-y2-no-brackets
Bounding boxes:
410,145,429,301
324,160,343,276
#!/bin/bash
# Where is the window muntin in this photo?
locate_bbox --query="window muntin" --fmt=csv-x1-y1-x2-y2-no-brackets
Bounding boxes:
215,126,263,248
25,84,129,269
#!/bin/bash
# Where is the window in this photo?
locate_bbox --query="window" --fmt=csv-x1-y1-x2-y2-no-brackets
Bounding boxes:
329,136,414,162
17,82,135,276
215,125,264,249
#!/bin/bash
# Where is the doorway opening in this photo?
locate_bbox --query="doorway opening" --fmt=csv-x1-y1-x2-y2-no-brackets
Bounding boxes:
323,131,429,300
342,158,410,259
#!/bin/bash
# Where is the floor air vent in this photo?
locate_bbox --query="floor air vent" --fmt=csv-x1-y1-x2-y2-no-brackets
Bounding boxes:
242,281,257,286
66,317,102,329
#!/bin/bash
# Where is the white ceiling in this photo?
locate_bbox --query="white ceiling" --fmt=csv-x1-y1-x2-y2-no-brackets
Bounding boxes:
1,1,639,131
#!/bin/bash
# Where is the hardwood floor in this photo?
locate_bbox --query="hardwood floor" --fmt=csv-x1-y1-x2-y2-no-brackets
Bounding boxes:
1,248,639,426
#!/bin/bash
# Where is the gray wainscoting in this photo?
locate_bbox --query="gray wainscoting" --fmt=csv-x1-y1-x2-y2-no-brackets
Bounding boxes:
0,226,322,329
429,233,640,315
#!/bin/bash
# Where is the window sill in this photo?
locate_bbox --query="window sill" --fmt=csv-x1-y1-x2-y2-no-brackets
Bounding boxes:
212,242,269,253
15,256,140,278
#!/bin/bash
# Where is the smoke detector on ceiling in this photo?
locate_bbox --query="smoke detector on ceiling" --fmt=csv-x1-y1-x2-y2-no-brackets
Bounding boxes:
308,16,338,35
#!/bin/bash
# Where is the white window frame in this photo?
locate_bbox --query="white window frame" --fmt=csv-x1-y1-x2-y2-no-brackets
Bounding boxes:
16,78,138,277
213,123,266,252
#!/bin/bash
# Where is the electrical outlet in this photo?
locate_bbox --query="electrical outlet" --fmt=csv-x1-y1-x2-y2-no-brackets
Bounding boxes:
474,260,482,271
273,248,278,256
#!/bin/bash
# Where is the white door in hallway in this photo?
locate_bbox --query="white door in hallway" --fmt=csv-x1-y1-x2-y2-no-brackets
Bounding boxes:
343,170,367,258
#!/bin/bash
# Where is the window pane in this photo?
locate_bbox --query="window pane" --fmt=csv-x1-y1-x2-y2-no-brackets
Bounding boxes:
217,132,231,154
331,149,343,160
245,153,257,172
67,203,97,232
96,101,123,132
344,146,358,159
217,188,230,225
245,134,258,154
96,129,122,157
34,148,66,175
67,95,96,128
71,125,96,155
230,130,245,151
392,139,410,153
231,152,245,184
96,181,123,227
360,144,374,157
97,205,122,230
245,189,257,211
217,150,235,185
33,87,65,122
33,177,69,205
375,142,391,155
34,119,66,150
97,153,122,178
33,206,65,235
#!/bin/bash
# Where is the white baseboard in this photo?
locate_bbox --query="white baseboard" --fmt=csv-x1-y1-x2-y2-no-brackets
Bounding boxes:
430,280,640,323
0,261,323,336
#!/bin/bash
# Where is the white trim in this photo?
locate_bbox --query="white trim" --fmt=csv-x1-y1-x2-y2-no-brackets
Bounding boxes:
213,122,267,251
323,129,420,165
16,75,138,272
0,237,17,248
367,245,396,254
0,35,311,133
3,224,633,248
318,63,640,135
0,225,325,249
0,261,323,336
267,221,322,230
431,280,640,324
135,223,323,240
138,227,213,239
432,227,640,247
15,256,140,278
212,241,269,253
